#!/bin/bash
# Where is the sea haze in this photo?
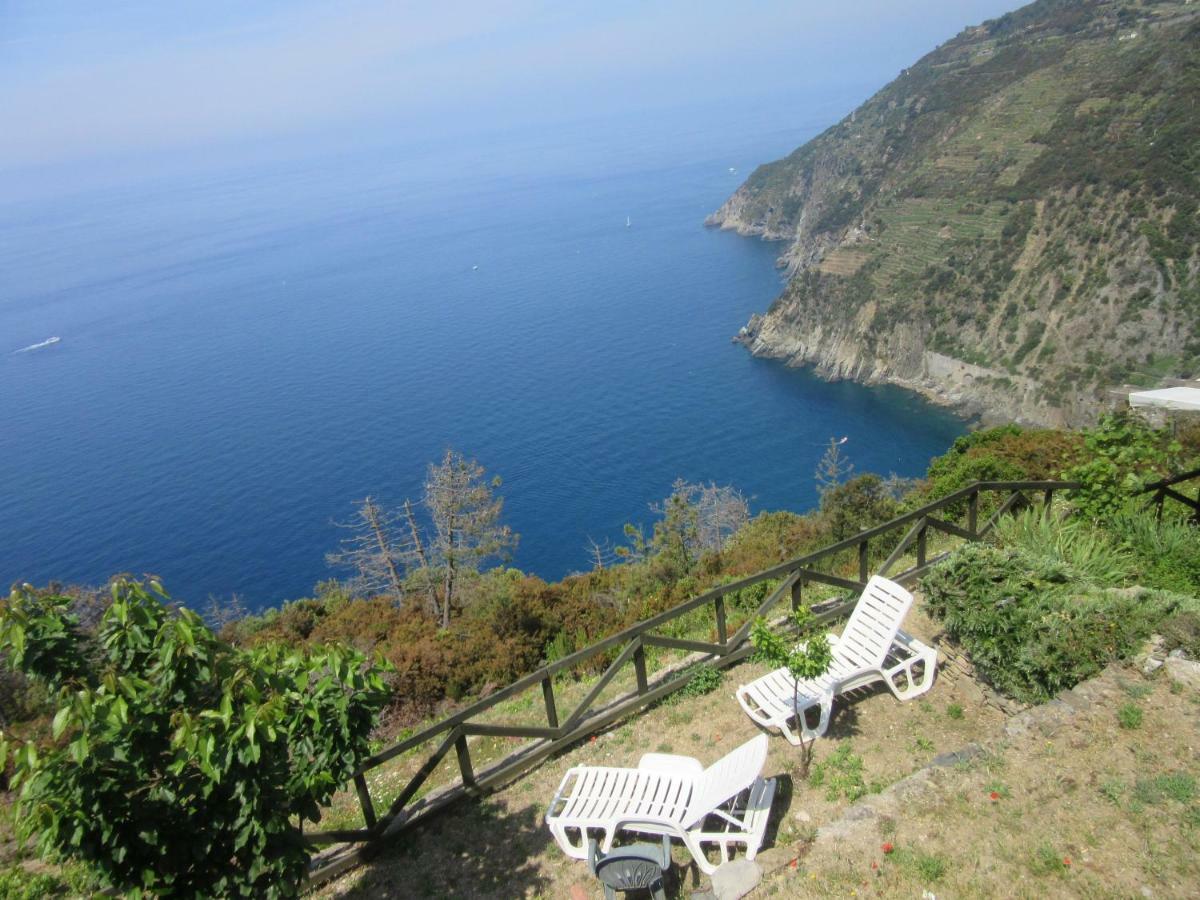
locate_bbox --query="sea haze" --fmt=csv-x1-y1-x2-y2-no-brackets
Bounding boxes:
0,99,965,611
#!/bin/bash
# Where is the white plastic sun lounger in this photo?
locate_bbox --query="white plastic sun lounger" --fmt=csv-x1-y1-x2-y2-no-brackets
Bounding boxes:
545,733,775,875
736,575,937,745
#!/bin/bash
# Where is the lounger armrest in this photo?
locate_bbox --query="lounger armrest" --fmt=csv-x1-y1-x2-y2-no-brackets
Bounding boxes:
638,753,704,776
546,767,585,819
892,630,938,663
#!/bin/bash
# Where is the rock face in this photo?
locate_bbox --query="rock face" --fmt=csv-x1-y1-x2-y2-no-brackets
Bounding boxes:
711,0,1200,427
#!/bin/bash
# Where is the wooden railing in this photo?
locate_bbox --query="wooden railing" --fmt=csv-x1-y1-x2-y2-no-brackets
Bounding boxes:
1146,467,1200,522
306,479,1077,883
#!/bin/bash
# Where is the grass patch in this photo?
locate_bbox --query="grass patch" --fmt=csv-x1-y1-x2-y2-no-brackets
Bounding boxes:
1117,702,1143,730
1028,844,1071,876
1132,772,1196,807
810,743,868,802
888,847,950,883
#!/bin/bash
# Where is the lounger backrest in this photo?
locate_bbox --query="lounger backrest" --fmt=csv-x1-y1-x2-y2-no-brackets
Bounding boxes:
682,734,768,828
836,575,914,669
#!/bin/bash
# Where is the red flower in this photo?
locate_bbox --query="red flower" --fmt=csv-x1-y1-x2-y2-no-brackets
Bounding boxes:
1063,857,1071,867
589,735,597,743
788,858,799,870
870,862,878,870
989,791,1001,801
881,842,894,854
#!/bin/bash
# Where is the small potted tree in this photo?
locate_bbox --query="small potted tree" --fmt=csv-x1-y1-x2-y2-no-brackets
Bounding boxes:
749,605,833,774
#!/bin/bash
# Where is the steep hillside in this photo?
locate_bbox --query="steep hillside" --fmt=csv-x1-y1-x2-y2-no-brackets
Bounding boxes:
710,0,1200,425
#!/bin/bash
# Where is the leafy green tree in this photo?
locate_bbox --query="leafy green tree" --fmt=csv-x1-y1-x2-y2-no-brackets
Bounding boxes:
749,606,833,773
1065,412,1180,520
650,480,702,576
819,474,902,542
0,578,389,898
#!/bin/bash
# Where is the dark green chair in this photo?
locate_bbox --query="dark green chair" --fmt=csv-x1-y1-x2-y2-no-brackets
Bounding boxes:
588,835,671,900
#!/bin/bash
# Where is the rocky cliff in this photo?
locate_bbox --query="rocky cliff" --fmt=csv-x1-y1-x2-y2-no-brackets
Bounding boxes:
711,0,1200,426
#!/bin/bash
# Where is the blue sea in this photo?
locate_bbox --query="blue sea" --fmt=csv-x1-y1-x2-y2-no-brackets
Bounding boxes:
0,98,965,611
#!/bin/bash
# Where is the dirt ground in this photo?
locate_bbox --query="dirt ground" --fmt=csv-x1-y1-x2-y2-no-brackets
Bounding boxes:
760,665,1200,899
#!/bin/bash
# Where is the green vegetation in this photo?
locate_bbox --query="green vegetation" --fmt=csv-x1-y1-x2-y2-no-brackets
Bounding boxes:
809,743,868,802
921,415,1200,705
1117,702,1143,730
720,0,1200,422
673,663,724,701
0,579,389,898
2,416,1198,891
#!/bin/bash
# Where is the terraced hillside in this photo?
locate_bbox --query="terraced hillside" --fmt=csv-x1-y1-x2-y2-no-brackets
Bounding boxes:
709,0,1200,426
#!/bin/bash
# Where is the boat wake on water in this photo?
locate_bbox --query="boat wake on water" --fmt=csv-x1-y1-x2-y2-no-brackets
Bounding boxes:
13,336,61,354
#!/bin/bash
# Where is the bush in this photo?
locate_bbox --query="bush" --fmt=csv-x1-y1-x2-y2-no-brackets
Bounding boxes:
921,542,1190,703
1108,504,1200,596
993,507,1131,587
0,579,390,898
1065,412,1181,520
819,474,902,541
674,663,723,700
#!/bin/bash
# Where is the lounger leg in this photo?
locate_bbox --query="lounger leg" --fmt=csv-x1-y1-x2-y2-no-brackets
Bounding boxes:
885,654,936,701
681,832,719,876
548,822,589,860
791,696,831,742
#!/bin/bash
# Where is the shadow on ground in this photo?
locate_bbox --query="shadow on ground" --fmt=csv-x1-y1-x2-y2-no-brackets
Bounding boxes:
335,798,553,899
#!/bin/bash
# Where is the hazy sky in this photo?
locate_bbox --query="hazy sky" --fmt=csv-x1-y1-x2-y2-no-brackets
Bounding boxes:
1,1,1026,172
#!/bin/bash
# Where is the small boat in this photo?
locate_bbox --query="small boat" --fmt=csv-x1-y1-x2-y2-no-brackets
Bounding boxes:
625,216,631,228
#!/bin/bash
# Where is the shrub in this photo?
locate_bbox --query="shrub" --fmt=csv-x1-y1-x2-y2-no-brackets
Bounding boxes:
819,474,902,541
672,663,724,701
1065,412,1181,520
1108,504,1200,596
1159,610,1200,658
0,579,389,898
993,507,1131,587
921,542,1190,703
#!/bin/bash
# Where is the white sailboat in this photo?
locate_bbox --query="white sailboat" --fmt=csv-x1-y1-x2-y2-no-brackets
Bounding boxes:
625,215,631,228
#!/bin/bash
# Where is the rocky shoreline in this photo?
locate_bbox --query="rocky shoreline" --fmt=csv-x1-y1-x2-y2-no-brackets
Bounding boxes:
732,309,1064,428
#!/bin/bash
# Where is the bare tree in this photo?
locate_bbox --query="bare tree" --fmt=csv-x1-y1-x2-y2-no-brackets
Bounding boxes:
584,536,618,571
202,593,249,636
692,482,751,552
402,498,441,617
815,437,854,496
424,450,516,628
326,496,408,601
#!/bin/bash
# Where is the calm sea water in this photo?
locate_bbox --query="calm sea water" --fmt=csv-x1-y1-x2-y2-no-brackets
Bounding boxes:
0,100,965,611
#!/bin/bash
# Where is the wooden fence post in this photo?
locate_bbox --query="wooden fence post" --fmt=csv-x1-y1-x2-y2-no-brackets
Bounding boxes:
454,732,475,788
633,641,648,695
541,676,559,730
714,596,728,646
353,773,377,830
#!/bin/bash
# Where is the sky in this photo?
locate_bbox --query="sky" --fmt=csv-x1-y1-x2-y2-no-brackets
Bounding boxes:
0,1,1027,177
